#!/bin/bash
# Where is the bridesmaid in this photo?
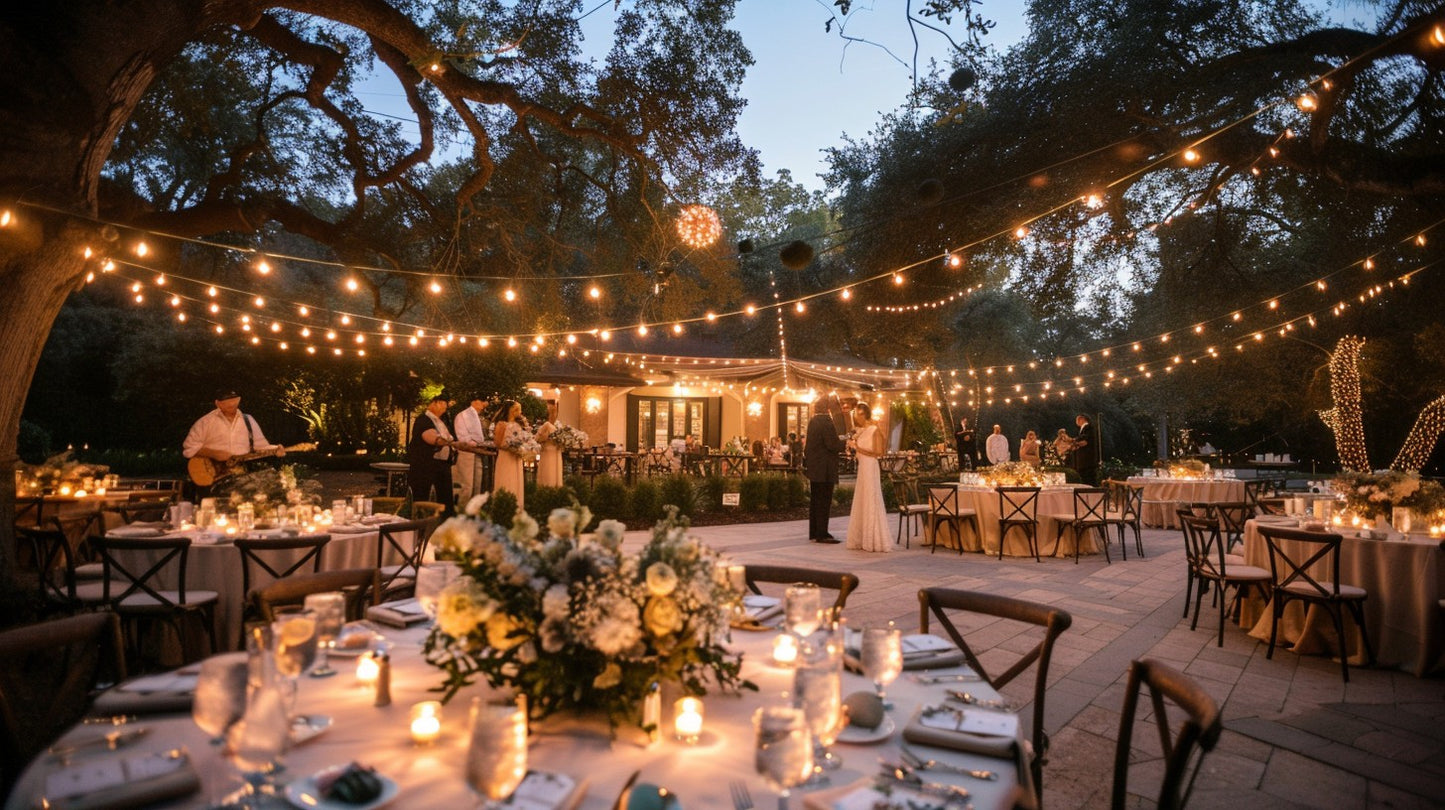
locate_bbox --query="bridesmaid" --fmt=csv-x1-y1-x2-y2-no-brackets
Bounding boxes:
535,400,563,488
492,400,526,511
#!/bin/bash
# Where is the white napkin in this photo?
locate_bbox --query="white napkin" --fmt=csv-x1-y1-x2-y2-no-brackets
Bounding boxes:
107,525,164,538
503,771,585,810
43,750,198,808
119,671,198,694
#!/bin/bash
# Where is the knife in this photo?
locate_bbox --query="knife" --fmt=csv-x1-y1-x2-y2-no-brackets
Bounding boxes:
613,769,642,810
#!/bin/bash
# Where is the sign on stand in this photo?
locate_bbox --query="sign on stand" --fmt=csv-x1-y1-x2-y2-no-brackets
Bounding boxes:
721,493,740,507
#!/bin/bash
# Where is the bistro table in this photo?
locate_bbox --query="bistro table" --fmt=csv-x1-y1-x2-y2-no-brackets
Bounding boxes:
9,627,1030,810
1238,516,1444,676
1126,476,1246,529
944,484,1099,558
368,462,411,497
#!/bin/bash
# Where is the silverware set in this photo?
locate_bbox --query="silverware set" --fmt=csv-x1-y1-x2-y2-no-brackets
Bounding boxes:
944,689,1016,712
910,672,982,685
728,779,754,810
898,746,997,780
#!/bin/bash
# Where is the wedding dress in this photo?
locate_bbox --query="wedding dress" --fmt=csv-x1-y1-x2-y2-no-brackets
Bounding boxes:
846,424,891,553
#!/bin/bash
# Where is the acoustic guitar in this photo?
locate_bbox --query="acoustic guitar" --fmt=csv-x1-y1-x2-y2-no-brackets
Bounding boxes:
187,443,315,486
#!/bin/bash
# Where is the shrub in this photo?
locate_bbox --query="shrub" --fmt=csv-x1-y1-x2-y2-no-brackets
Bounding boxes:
765,474,789,510
487,488,519,527
527,485,576,524
738,475,769,511
833,486,854,508
785,474,809,508
629,479,663,522
589,476,629,521
696,475,726,511
658,475,696,518
564,474,592,506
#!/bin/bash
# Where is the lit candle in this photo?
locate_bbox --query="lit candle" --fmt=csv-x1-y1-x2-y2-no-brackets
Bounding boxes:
772,634,798,666
410,701,442,745
356,651,380,686
94,487,106,495
673,697,704,744
59,485,72,496
74,490,87,498
1347,515,1359,528
1430,525,1441,538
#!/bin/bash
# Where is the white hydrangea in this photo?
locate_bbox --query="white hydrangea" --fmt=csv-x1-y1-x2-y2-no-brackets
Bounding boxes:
436,577,496,639
430,516,484,557
463,492,489,516
595,519,626,549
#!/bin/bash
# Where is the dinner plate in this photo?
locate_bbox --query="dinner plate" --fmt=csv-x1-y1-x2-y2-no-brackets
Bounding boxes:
285,766,398,810
835,715,895,744
291,714,332,745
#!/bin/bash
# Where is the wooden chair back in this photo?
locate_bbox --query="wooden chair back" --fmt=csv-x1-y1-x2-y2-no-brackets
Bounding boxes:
253,568,382,623
235,534,332,601
744,564,859,618
1111,659,1221,810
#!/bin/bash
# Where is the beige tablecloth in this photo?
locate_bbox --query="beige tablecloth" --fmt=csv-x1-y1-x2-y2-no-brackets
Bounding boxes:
9,628,1028,810
937,485,1099,557
1240,518,1444,676
1127,477,1246,528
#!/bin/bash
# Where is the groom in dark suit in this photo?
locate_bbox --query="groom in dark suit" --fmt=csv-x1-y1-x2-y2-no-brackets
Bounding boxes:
804,398,851,544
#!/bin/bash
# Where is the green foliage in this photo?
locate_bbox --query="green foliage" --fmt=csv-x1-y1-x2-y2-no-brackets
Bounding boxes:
785,474,809,508
891,402,943,450
486,489,519,528
629,479,663,522
763,474,789,509
833,486,854,508
738,475,769,511
564,474,593,507
589,477,630,521
696,475,726,511
17,420,52,462
526,485,576,525
658,474,696,518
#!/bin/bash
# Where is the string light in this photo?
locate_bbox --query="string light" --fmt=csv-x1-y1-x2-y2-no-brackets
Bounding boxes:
675,204,722,249
1322,336,1369,471
1393,395,1445,472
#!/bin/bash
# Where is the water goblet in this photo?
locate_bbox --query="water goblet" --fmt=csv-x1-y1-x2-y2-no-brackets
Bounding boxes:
192,653,249,744
466,696,528,801
860,626,904,708
783,583,821,637
302,592,346,678
224,681,292,809
271,608,318,682
793,625,845,778
753,706,812,810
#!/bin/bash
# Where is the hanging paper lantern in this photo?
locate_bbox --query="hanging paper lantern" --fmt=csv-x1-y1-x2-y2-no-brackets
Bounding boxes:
948,67,977,92
737,238,755,254
676,204,722,248
780,240,813,270
917,178,945,205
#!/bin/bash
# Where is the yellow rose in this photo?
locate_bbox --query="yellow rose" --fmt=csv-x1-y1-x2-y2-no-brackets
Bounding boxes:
645,562,678,597
486,612,528,651
435,578,495,639
644,596,683,637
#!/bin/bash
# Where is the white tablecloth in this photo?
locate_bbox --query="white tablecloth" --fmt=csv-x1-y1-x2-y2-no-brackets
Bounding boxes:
9,629,1028,810
1126,477,1246,528
945,485,1099,557
1239,518,1444,676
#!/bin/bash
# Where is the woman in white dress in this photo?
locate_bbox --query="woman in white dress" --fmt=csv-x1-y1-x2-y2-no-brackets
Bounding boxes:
492,400,526,510
535,400,563,488
845,403,890,553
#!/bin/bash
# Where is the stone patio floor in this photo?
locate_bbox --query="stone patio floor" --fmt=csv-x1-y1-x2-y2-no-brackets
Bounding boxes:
652,512,1445,810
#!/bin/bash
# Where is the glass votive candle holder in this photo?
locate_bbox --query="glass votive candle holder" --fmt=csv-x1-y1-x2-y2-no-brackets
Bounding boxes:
772,633,799,666
673,697,703,744
410,701,442,745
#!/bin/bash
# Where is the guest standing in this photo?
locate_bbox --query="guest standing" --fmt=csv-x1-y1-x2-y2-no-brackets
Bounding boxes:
804,399,850,544
492,400,527,510
535,400,563,488
1073,414,1100,485
452,394,489,501
407,393,455,515
844,403,889,553
954,419,977,469
985,424,1010,465
1019,430,1042,467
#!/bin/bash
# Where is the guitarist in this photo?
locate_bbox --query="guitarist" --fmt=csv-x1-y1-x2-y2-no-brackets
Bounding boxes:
182,388,285,499
407,393,457,516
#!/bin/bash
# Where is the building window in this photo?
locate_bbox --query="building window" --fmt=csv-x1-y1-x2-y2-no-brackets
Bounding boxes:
779,402,810,440
627,395,720,451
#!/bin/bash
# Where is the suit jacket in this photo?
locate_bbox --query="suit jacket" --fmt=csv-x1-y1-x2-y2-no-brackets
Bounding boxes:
804,412,847,484
1073,421,1099,470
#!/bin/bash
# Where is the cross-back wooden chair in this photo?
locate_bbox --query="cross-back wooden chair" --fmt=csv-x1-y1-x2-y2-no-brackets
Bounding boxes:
997,486,1042,561
91,535,218,667
235,534,333,646
1178,514,1271,647
1046,486,1111,563
1257,525,1374,682
744,564,859,620
1110,659,1222,810
1104,480,1145,558
887,475,929,549
253,568,382,623
926,484,979,555
918,588,1072,807
375,517,439,600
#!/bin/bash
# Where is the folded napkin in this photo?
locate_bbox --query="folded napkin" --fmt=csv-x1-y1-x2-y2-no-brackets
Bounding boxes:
42,750,200,810
366,599,429,628
90,669,198,716
329,523,376,534
902,705,1019,757
502,771,587,810
802,776,972,810
843,632,966,672
118,671,199,694
106,525,165,538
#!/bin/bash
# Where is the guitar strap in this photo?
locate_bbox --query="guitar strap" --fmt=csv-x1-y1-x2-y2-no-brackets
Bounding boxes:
241,412,255,453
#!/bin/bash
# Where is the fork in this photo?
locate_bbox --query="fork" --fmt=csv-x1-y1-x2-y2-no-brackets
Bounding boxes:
728,780,754,810
899,746,998,780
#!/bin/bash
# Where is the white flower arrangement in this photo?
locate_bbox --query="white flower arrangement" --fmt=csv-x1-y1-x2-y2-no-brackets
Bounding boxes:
549,423,589,451
503,421,542,457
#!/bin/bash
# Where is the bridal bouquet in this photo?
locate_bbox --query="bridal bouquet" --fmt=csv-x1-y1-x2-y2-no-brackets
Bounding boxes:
549,423,589,451
424,501,753,729
502,422,542,457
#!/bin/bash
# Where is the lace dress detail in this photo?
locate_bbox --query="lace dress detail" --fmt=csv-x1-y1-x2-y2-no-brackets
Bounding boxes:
846,425,891,553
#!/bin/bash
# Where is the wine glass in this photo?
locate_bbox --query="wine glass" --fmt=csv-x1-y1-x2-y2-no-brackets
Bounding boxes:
860,626,904,708
192,653,249,744
466,697,528,801
793,626,845,778
415,562,458,621
271,608,318,681
225,681,292,809
783,583,821,637
303,593,346,678
753,706,812,810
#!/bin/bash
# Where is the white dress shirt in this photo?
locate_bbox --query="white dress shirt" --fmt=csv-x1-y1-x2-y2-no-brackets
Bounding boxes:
985,432,1010,465
182,409,272,459
454,404,487,446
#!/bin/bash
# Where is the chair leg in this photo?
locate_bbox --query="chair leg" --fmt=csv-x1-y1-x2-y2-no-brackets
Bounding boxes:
1266,594,1283,660
1327,604,1351,683
1029,524,1040,563
1349,601,1376,666
1183,569,1194,619
997,524,1007,560
1216,583,1227,647
1133,523,1145,557
1191,581,1206,632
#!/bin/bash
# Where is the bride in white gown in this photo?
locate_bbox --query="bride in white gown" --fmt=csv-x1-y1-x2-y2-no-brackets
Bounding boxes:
845,403,891,553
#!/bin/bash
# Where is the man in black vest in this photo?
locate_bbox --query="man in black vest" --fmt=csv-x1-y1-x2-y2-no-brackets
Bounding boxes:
954,419,977,470
804,398,851,543
1073,413,1099,486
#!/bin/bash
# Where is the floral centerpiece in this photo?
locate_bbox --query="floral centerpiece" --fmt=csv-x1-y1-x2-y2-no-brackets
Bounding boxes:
16,451,109,495
549,423,589,451
214,464,323,511
425,499,754,729
980,460,1046,487
502,422,542,457
724,436,750,455
1154,459,1207,479
1331,470,1445,521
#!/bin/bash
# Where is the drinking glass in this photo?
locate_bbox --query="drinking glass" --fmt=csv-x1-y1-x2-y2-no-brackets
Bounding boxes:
271,608,318,681
466,697,528,801
226,681,291,808
784,583,821,637
793,625,845,777
302,593,346,678
753,706,812,810
192,653,249,744
860,627,904,708
236,503,255,533
415,562,458,621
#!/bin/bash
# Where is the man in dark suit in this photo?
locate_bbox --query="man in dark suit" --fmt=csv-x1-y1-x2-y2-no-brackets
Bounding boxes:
953,419,977,470
804,399,850,543
1073,413,1099,485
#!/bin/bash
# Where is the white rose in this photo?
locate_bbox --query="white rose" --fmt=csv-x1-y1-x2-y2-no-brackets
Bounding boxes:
431,516,483,557
645,562,678,597
435,578,496,639
486,613,527,651
510,512,539,543
464,493,489,516
547,508,577,539
595,519,626,549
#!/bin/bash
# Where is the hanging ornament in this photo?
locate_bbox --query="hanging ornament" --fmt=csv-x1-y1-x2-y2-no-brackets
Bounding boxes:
916,178,945,206
779,240,814,270
676,204,722,248
948,67,976,92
